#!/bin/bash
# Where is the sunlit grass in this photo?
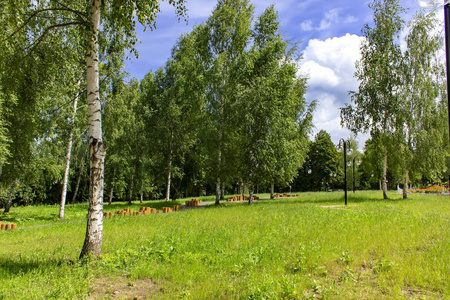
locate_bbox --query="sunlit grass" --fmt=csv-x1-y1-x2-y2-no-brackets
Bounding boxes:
0,191,449,299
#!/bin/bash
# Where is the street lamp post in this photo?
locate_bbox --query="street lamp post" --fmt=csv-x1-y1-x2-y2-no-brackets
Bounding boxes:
338,138,351,206
444,3,450,189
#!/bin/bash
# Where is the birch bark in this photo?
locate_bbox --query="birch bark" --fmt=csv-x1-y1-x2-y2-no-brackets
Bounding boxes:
128,165,136,205
215,125,222,205
403,169,408,199
248,186,253,205
4,182,15,213
166,147,173,201
71,169,82,204
382,150,388,199
108,167,116,205
220,182,225,200
59,81,81,219
80,0,106,259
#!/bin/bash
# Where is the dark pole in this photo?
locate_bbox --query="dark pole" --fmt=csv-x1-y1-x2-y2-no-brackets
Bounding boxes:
353,157,356,194
344,142,348,206
445,4,450,193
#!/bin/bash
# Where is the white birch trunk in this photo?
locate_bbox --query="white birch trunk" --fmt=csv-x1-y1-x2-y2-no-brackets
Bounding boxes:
140,192,143,204
248,186,253,205
4,182,15,213
80,0,106,259
128,165,136,205
108,167,115,205
270,183,274,199
215,132,222,205
220,182,225,200
403,169,408,199
382,150,388,200
71,168,82,205
166,150,172,202
59,81,81,220
108,186,114,205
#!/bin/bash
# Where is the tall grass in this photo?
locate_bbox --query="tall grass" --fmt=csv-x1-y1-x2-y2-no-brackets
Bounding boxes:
0,191,448,299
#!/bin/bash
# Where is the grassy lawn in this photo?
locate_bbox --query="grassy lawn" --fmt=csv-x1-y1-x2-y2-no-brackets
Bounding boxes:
0,191,449,299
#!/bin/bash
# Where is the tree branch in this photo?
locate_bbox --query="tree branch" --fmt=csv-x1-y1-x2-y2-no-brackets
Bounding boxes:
27,21,83,54
10,8,86,38
50,0,88,22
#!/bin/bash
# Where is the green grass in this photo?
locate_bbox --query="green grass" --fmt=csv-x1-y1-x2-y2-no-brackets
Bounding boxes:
0,191,449,299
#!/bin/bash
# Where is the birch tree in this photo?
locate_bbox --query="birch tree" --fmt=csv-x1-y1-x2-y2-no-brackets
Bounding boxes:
197,0,254,204
398,11,447,198
236,5,313,204
59,80,84,219
341,0,405,199
144,31,205,201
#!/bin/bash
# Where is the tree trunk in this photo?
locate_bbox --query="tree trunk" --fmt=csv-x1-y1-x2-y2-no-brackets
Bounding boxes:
108,185,114,205
140,192,143,204
4,182,15,213
248,185,253,205
109,167,116,205
166,154,172,202
270,183,275,199
382,150,388,199
403,169,408,199
59,81,81,220
215,136,222,205
220,182,225,200
128,165,136,205
80,0,106,259
71,161,84,205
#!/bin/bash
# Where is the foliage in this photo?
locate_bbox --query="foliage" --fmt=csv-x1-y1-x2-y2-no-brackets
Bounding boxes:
235,5,313,196
397,11,447,190
341,0,405,199
295,130,339,192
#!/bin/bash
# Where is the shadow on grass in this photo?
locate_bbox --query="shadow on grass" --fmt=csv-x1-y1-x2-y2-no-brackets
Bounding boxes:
0,256,76,277
0,213,57,224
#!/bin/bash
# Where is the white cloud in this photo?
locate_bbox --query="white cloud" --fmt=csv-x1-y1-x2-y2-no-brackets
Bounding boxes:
301,20,314,31
302,34,363,92
343,15,358,24
299,34,366,144
302,61,340,88
300,8,358,32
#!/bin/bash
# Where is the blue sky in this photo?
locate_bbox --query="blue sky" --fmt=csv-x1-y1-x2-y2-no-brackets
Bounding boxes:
123,0,438,148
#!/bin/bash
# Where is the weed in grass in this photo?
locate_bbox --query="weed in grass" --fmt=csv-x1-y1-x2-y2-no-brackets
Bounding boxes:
339,250,353,265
